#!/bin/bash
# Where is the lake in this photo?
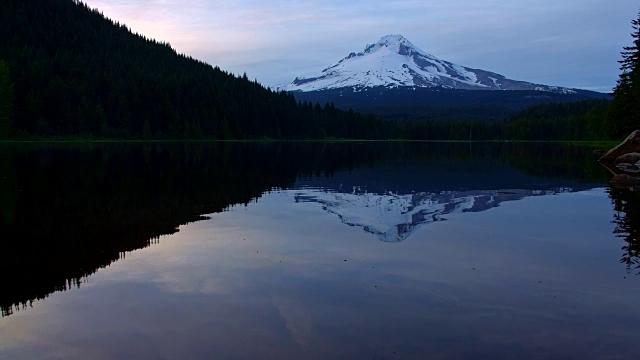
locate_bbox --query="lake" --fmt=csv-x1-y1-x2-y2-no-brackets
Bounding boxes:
1,142,639,359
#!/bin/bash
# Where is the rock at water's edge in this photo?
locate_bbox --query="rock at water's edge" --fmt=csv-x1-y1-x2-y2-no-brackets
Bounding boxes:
611,174,640,189
599,130,640,163
614,152,640,165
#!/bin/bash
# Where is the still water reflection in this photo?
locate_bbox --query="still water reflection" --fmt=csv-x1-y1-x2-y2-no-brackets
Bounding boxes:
0,142,639,359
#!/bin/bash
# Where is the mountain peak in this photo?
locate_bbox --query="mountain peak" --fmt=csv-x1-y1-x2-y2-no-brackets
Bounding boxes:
376,34,410,47
285,35,577,94
363,34,426,57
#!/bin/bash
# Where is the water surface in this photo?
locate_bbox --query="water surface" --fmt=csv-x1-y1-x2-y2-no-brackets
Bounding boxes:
0,142,638,359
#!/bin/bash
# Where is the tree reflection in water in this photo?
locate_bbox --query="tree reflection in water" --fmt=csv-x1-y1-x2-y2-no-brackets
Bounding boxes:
608,187,640,274
0,142,615,317
0,142,422,316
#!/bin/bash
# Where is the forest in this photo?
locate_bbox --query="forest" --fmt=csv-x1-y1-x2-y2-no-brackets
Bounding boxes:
0,0,384,140
291,86,606,122
0,0,636,141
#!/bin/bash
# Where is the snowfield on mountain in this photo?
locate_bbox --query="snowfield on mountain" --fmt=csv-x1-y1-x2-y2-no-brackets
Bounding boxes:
285,35,577,94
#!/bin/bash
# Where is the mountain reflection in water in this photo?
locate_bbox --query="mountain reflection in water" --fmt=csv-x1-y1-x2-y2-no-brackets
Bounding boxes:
293,187,575,243
0,141,634,318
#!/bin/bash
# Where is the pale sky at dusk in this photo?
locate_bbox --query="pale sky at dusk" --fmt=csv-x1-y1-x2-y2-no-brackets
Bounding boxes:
83,0,638,92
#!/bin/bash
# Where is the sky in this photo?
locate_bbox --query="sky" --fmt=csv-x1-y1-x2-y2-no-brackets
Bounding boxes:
83,0,639,92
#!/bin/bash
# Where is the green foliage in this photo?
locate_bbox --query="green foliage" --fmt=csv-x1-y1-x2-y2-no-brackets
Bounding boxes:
0,59,13,138
606,10,640,138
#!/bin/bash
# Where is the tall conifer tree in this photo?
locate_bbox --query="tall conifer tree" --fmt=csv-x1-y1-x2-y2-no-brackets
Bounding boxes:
0,59,12,138
607,10,640,137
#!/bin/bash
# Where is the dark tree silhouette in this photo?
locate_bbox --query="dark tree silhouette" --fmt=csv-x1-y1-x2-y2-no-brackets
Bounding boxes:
0,0,385,140
606,10,640,137
0,59,12,137
608,187,640,274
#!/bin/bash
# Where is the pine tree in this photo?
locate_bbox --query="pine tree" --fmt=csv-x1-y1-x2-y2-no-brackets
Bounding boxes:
0,59,13,138
142,118,152,139
607,10,640,138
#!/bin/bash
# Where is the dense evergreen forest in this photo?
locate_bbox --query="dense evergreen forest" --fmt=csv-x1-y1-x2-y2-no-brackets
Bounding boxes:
392,99,609,141
0,0,633,140
292,86,606,122
0,0,387,140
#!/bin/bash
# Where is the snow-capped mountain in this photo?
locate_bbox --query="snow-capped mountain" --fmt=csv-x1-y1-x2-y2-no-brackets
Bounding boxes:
285,35,576,94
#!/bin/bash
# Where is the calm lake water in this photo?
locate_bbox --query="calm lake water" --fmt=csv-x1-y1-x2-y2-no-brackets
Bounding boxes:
1,142,639,359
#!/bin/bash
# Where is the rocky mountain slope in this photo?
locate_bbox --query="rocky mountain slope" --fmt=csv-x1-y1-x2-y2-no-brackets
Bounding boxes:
284,35,577,94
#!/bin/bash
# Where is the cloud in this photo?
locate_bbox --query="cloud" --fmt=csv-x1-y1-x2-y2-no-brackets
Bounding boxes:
84,0,639,89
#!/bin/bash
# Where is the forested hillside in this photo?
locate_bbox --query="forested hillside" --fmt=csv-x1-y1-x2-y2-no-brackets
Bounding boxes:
0,0,621,141
292,87,606,122
384,99,609,141
0,0,384,139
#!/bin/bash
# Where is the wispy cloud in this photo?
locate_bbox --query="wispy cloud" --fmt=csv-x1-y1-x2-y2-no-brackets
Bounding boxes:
85,0,638,89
